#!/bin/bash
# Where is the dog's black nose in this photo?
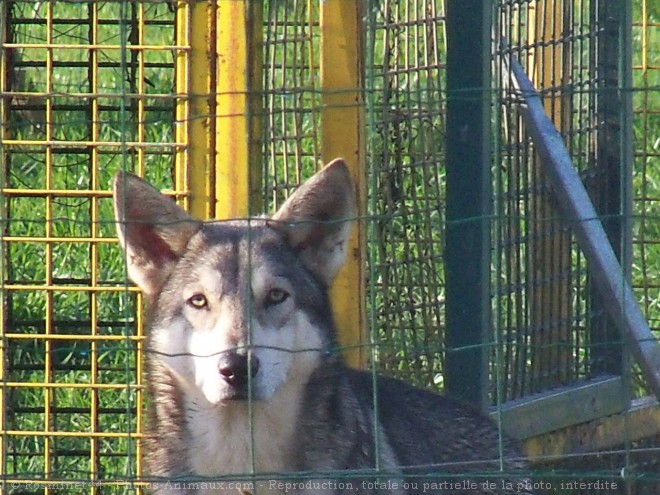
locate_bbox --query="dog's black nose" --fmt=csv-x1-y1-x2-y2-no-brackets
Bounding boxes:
218,352,260,387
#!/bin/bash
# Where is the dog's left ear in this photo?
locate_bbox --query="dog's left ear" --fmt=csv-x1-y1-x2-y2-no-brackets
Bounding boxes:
271,158,356,286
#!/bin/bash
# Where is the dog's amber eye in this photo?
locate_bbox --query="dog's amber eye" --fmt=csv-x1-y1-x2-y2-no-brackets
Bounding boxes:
266,288,289,306
187,294,208,309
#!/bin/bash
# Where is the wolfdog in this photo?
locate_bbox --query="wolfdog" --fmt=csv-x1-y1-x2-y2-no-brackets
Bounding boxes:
113,159,533,494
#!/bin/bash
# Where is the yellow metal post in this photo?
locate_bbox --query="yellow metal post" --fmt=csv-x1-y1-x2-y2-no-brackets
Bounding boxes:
320,1,366,368
531,0,569,125
0,0,6,475
44,5,54,492
528,0,572,388
215,0,262,218
175,0,215,218
90,3,100,492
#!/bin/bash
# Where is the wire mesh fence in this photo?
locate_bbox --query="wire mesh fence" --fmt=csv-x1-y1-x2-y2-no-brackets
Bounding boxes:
262,0,321,209
493,0,659,402
0,1,182,491
491,0,660,491
0,0,658,493
366,0,447,390
631,0,660,395
493,0,628,400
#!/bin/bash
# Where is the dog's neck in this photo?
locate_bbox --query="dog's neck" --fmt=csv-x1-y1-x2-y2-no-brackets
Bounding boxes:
183,374,306,479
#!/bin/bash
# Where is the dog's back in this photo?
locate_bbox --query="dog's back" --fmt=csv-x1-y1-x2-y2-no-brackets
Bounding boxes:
295,362,532,494
113,159,533,494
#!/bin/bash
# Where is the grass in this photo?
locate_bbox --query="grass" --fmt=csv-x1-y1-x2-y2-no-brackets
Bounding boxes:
0,0,658,492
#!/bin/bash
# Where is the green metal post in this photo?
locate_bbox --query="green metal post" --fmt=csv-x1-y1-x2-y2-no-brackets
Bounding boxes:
590,0,633,381
444,0,491,412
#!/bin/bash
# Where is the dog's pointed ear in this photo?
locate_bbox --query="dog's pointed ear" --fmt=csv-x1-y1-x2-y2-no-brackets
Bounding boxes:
271,158,356,286
113,172,202,297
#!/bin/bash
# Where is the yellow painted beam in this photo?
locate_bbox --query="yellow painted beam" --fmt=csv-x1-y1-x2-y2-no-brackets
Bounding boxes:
215,0,262,218
320,1,366,368
530,0,568,126
0,0,6,474
523,398,660,463
175,0,214,219
526,0,572,388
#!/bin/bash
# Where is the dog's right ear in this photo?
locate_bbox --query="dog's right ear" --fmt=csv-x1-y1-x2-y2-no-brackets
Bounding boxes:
113,172,201,298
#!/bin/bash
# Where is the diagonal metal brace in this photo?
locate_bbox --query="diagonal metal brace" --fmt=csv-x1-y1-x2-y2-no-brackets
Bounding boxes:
502,47,660,401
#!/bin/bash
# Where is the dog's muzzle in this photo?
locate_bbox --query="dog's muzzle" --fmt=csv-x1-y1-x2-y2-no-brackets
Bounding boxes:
218,351,260,399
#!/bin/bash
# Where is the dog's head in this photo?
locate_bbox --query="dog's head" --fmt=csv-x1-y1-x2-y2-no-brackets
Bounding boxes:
113,160,355,404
